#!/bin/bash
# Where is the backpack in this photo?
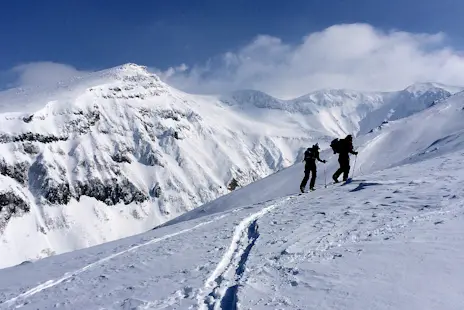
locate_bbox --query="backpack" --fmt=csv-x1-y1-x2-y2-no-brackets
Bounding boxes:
330,138,341,154
304,147,315,161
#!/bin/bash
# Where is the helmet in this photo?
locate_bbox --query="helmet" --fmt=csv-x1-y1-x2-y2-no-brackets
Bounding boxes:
346,135,352,140
313,143,319,149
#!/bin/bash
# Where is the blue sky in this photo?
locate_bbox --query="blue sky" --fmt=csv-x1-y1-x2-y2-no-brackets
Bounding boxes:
1,0,464,96
1,0,463,71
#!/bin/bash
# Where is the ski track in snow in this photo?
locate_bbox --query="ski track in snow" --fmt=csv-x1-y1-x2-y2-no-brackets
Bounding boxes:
1,212,233,308
237,187,464,308
197,197,292,310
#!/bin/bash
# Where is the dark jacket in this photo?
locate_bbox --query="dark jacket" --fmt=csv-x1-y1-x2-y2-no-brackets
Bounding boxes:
304,147,325,166
339,138,357,156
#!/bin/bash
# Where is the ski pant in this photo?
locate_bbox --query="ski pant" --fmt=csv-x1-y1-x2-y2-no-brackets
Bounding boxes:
300,163,317,189
333,154,350,181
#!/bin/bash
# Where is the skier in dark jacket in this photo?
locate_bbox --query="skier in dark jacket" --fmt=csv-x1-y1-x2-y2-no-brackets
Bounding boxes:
332,134,358,183
300,143,326,192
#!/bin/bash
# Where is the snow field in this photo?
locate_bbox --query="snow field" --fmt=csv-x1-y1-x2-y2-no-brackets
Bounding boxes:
1,150,463,309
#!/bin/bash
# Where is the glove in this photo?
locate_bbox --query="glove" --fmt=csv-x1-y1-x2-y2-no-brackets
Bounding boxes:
323,160,327,163
354,151,358,155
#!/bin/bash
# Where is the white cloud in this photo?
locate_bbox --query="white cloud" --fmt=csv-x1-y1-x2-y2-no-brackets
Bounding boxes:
8,62,90,88
158,23,464,99
154,63,189,79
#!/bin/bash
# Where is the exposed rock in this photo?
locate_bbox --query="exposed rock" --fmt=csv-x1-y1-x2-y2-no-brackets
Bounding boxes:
227,178,240,191
44,182,72,205
23,115,34,123
0,132,68,144
1,108,101,146
111,152,132,164
0,190,30,232
65,109,101,135
0,159,30,185
368,120,390,133
28,155,72,205
22,142,40,155
74,178,148,205
158,109,182,121
29,152,148,205
150,183,162,198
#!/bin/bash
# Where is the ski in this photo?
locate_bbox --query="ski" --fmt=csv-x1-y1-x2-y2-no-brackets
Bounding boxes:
300,178,357,193
342,177,353,185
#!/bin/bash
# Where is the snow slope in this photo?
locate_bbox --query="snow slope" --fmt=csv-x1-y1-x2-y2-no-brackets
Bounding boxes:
1,143,463,309
1,87,464,309
162,89,464,228
0,62,461,269
354,89,464,174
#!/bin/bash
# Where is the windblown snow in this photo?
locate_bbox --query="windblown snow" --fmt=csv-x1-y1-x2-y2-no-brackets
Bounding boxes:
0,62,463,277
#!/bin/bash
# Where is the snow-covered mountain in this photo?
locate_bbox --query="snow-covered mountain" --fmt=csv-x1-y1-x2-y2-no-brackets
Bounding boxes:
0,62,461,269
1,87,464,310
0,64,313,268
225,82,462,137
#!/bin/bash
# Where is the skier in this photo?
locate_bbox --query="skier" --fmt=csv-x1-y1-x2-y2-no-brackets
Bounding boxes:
300,143,326,193
332,134,358,183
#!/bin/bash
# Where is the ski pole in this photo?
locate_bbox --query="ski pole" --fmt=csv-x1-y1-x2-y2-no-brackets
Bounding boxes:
324,163,327,188
351,155,357,179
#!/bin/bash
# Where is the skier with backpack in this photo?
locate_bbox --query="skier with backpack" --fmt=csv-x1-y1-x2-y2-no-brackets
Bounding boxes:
330,134,358,183
300,143,326,193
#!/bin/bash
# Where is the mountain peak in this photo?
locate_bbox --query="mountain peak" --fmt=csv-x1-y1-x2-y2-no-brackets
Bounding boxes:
0,63,168,114
404,82,443,94
403,82,464,96
99,63,161,82
112,63,150,75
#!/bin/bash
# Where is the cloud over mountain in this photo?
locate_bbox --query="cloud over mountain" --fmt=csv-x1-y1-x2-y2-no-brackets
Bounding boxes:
7,62,90,88
158,23,464,99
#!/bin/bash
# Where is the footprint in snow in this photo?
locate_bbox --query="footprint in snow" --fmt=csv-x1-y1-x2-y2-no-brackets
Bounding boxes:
194,265,207,272
180,286,193,298
120,298,149,310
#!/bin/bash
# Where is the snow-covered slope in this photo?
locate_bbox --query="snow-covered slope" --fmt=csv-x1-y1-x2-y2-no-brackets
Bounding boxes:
0,62,461,269
354,89,464,173
163,89,464,227
358,82,459,135
1,124,464,309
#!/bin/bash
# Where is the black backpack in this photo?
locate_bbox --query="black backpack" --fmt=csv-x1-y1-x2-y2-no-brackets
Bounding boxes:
330,138,341,154
304,147,315,161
